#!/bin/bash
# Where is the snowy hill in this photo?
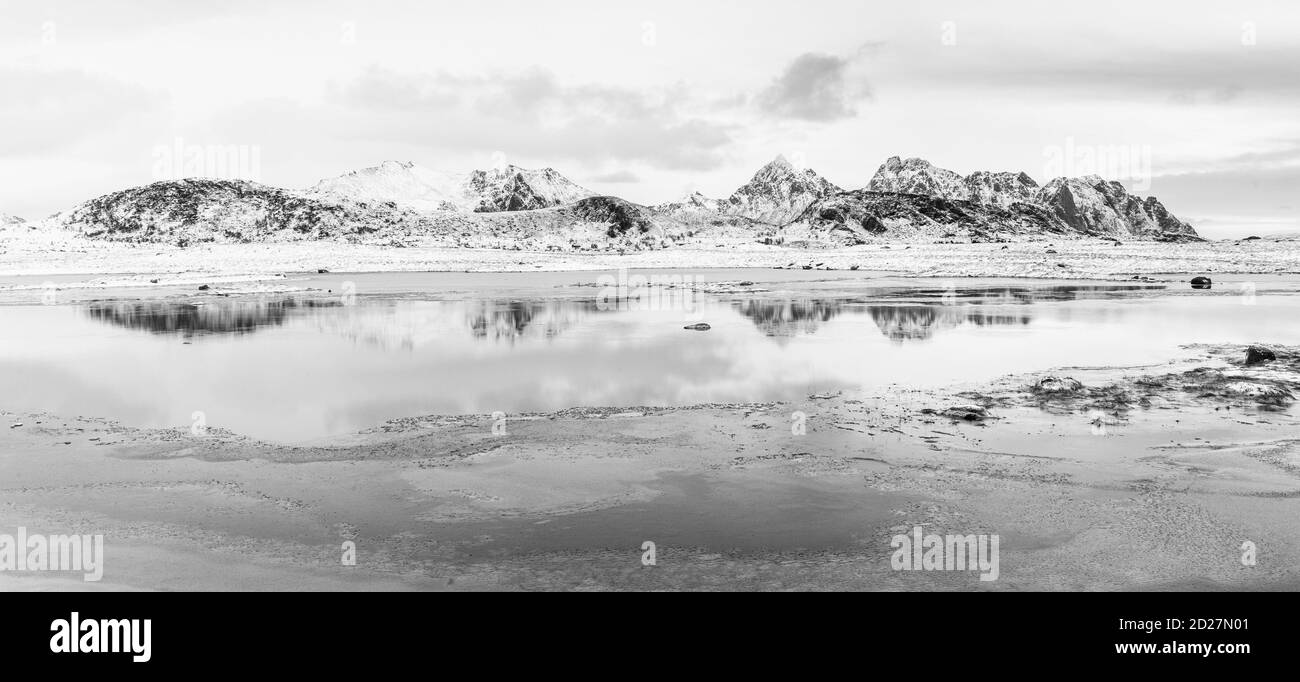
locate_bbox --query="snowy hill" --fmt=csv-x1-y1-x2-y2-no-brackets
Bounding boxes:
653,191,725,215
309,161,464,211
309,161,595,213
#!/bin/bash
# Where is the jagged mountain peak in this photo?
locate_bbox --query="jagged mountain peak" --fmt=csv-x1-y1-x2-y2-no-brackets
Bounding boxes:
767,154,793,169
462,164,595,212
725,156,842,226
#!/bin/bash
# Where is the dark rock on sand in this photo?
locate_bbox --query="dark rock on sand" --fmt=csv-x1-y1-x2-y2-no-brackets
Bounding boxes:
940,405,991,421
198,285,211,291
1245,346,1277,366
1191,276,1212,289
684,323,712,331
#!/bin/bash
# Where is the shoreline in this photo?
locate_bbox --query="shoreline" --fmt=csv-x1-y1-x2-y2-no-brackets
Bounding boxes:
2,231,1298,284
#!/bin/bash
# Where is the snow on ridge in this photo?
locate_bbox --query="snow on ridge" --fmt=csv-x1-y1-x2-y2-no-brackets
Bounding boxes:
309,161,596,213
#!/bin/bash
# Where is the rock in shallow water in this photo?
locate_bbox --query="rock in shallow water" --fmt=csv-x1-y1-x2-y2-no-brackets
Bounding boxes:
1245,346,1277,366
684,323,712,331
1191,276,1212,289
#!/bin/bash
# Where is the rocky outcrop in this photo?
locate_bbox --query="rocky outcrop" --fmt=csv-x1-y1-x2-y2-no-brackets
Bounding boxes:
792,189,1067,244
965,171,1040,208
562,196,653,237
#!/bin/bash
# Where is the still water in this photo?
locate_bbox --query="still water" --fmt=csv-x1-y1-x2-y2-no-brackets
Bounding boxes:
1,272,1295,443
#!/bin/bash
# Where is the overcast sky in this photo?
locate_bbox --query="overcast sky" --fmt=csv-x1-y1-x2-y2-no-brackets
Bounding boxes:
1,0,1297,237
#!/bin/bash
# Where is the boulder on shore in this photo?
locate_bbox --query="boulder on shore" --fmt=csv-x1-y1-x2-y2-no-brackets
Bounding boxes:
940,405,991,422
1033,376,1084,395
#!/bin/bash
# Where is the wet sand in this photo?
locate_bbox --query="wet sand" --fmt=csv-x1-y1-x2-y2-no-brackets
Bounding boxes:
2,342,1297,591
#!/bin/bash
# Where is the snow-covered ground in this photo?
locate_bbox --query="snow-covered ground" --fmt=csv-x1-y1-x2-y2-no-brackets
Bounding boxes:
1,221,1296,287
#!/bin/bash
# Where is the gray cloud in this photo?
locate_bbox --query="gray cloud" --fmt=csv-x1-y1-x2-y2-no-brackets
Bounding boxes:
902,46,1300,103
0,69,167,157
331,67,733,171
589,170,640,183
756,53,863,122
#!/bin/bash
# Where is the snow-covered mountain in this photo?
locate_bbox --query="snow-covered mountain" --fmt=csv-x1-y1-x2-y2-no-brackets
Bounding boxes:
1039,176,1198,240
862,156,1197,240
868,157,973,201
869,157,1039,208
725,155,842,226
309,161,595,213
309,161,464,211
1,213,24,226
653,191,724,215
789,189,1067,245
464,165,595,212
50,178,706,252
48,152,1199,249
965,171,1040,208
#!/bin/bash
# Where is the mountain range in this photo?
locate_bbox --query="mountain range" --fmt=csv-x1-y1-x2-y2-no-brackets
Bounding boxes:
36,154,1200,249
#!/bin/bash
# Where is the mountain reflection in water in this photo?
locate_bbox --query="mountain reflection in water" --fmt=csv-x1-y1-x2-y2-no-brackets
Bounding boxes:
84,298,340,337
80,284,1159,348
23,277,1286,443
732,299,843,339
867,305,1030,342
466,300,592,343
